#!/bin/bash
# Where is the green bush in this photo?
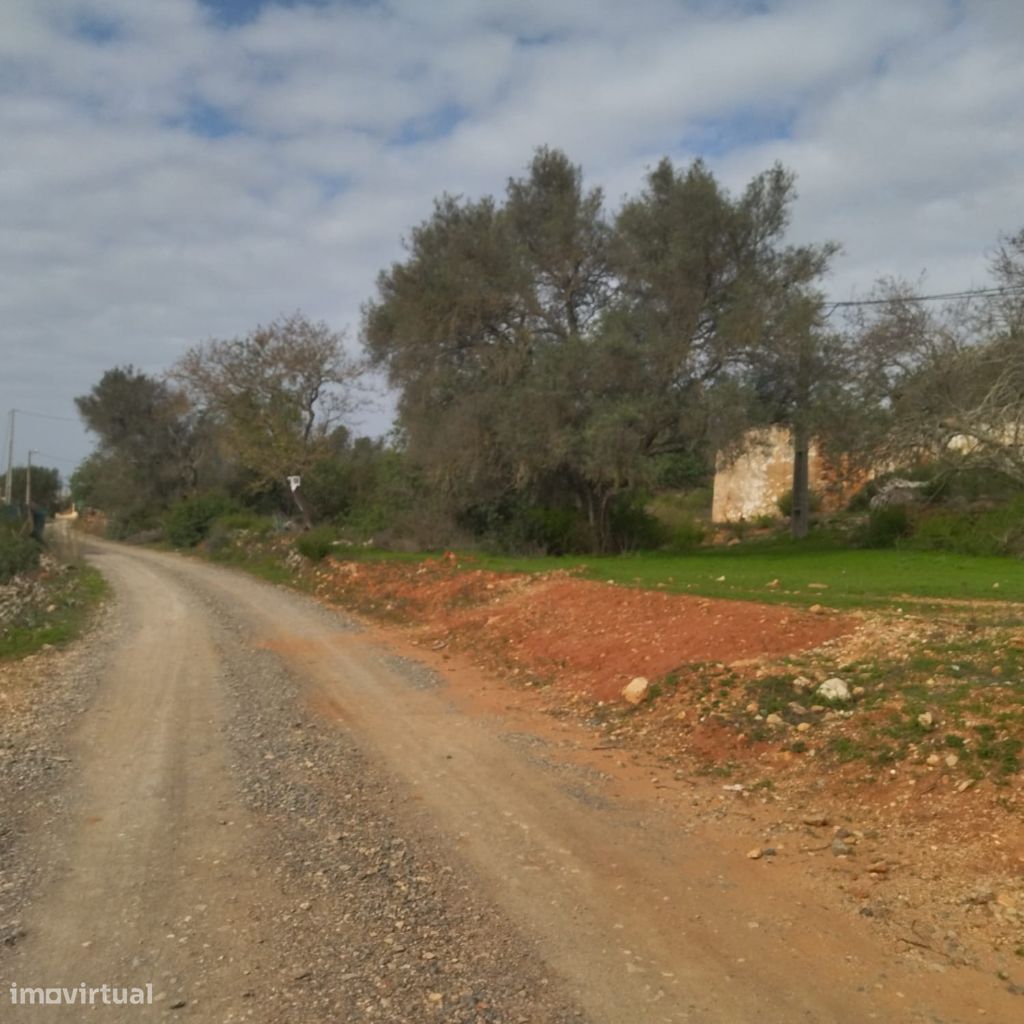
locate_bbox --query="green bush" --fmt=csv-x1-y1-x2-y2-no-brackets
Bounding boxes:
295,525,337,561
776,488,821,518
164,494,238,548
214,512,274,536
667,516,706,552
909,499,1024,557
862,505,912,548
459,500,591,555
0,522,40,582
302,458,354,522
609,494,669,553
524,505,593,555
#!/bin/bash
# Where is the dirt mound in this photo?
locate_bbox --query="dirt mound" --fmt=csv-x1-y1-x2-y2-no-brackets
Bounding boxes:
315,556,851,701
447,577,849,700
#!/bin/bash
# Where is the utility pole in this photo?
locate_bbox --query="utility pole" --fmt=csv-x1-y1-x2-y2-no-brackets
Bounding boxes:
3,409,13,506
26,448,35,507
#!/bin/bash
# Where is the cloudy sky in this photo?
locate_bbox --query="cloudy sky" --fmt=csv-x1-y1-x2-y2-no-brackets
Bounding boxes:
2,0,1022,473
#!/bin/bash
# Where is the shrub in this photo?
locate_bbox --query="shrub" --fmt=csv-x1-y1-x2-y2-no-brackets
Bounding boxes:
214,512,274,536
523,506,592,555
609,494,669,553
909,499,1024,557
458,500,591,555
0,522,40,582
776,488,821,518
164,494,238,548
295,525,337,561
667,516,706,552
862,505,912,548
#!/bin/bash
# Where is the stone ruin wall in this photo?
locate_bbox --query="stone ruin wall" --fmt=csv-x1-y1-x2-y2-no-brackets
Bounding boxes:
711,426,868,522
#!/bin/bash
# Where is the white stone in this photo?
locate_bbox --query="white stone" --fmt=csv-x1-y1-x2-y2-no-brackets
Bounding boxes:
817,677,851,702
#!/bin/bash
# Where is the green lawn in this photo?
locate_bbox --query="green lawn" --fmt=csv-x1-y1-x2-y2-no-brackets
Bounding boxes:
341,539,1024,609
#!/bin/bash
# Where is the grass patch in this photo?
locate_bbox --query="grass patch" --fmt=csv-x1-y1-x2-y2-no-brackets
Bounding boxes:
336,538,1024,608
0,564,108,661
205,545,304,588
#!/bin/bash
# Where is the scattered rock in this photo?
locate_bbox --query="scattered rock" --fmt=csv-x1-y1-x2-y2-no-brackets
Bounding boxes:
917,711,934,730
796,722,812,733
802,813,829,827
817,678,850,703
869,478,927,509
831,838,854,857
621,677,650,705
945,754,959,768
765,713,785,727
995,892,1018,911
747,847,763,860
964,889,994,907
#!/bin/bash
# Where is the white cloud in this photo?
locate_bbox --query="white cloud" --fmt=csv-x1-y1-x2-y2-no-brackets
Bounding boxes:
1,0,1021,469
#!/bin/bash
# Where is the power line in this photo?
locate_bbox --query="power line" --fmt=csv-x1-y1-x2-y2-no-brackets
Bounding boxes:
824,284,1023,311
31,450,81,465
12,408,80,423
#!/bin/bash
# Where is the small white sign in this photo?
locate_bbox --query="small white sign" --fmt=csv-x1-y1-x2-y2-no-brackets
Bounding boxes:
287,475,302,492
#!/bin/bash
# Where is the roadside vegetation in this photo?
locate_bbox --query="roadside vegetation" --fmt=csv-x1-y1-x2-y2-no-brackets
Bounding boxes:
0,521,107,662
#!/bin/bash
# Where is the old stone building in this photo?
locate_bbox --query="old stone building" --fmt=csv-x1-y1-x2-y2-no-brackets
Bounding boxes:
711,426,866,522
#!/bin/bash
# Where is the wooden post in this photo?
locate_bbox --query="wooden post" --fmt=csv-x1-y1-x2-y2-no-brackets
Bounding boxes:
287,475,314,530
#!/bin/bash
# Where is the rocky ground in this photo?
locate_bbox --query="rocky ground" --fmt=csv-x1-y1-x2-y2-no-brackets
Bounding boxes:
0,611,106,950
0,552,68,631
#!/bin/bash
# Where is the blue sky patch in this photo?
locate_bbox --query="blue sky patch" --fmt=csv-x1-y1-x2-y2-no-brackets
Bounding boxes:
178,98,240,138
198,0,348,28
684,106,796,159
394,102,465,146
72,12,121,44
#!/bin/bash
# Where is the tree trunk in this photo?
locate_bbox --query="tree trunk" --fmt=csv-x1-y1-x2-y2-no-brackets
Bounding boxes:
791,420,810,539
791,335,812,540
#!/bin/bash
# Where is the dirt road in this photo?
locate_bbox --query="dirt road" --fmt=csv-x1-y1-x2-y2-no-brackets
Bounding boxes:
0,542,1017,1022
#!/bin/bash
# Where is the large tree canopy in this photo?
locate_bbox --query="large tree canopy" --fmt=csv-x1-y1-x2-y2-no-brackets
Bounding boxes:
843,229,1024,485
173,312,363,491
363,148,833,549
74,366,203,533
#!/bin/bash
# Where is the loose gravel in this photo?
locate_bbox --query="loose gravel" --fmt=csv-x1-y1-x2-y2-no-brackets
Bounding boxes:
174,582,585,1023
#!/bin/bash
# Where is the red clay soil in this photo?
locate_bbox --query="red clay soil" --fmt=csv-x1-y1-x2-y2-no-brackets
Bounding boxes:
448,577,850,700
315,557,851,702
